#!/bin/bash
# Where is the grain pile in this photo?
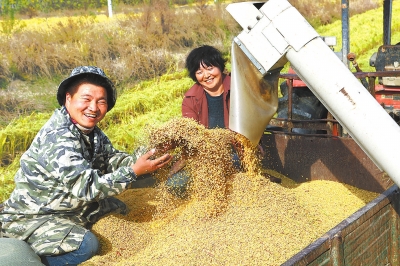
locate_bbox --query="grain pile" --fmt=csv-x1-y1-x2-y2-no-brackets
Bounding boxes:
147,117,241,218
81,118,379,266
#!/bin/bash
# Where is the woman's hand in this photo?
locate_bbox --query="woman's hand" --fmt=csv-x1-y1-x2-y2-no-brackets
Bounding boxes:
131,149,173,176
168,159,187,177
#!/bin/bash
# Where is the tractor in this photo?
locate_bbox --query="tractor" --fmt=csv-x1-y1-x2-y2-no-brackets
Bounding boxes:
274,0,400,134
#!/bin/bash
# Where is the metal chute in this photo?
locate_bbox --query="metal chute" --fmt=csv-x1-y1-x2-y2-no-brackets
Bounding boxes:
227,0,400,186
229,41,280,146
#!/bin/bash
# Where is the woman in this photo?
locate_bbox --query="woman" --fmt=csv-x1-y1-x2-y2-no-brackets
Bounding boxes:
167,45,281,197
166,46,239,197
182,45,231,129
0,66,173,265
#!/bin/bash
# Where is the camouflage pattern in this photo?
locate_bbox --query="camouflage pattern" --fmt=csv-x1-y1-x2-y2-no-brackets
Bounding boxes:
0,106,138,256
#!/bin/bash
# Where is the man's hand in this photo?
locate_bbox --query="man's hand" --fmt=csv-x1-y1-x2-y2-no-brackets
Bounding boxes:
131,148,173,176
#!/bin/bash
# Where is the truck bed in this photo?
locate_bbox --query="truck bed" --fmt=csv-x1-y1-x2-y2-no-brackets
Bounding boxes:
261,133,398,265
282,184,399,265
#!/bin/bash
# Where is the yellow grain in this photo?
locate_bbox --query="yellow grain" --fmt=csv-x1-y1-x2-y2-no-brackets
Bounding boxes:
81,118,379,266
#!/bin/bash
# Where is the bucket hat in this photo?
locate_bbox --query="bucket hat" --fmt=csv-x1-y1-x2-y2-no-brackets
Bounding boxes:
57,66,117,111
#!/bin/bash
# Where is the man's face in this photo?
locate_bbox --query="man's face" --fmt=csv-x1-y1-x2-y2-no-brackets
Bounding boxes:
65,83,108,129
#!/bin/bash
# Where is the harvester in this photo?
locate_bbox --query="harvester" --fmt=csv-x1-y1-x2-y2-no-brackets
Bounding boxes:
226,0,400,264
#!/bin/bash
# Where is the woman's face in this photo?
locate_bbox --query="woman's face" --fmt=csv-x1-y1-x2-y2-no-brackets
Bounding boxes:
65,83,108,129
195,63,223,93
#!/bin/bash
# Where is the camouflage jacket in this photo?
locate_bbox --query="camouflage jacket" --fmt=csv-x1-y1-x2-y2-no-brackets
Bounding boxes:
0,107,138,256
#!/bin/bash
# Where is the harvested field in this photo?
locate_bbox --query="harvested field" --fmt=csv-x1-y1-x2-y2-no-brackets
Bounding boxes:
81,118,379,266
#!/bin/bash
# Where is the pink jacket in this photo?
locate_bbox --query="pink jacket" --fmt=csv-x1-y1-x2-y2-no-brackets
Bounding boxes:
182,74,231,128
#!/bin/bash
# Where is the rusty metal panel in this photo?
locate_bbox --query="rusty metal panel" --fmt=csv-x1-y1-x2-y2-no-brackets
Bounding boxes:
261,133,392,193
343,206,391,264
308,253,330,266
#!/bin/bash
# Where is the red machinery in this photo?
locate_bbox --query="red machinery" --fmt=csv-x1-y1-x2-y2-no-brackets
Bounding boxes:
271,0,400,135
261,0,400,188
369,45,400,124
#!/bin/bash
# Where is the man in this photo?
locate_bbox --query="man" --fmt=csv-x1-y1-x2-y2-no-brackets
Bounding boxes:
0,66,172,265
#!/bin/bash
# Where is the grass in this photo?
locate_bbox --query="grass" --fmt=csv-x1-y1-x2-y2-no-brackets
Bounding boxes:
0,0,396,202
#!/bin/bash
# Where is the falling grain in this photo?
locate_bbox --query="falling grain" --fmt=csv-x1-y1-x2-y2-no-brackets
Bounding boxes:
81,117,379,266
